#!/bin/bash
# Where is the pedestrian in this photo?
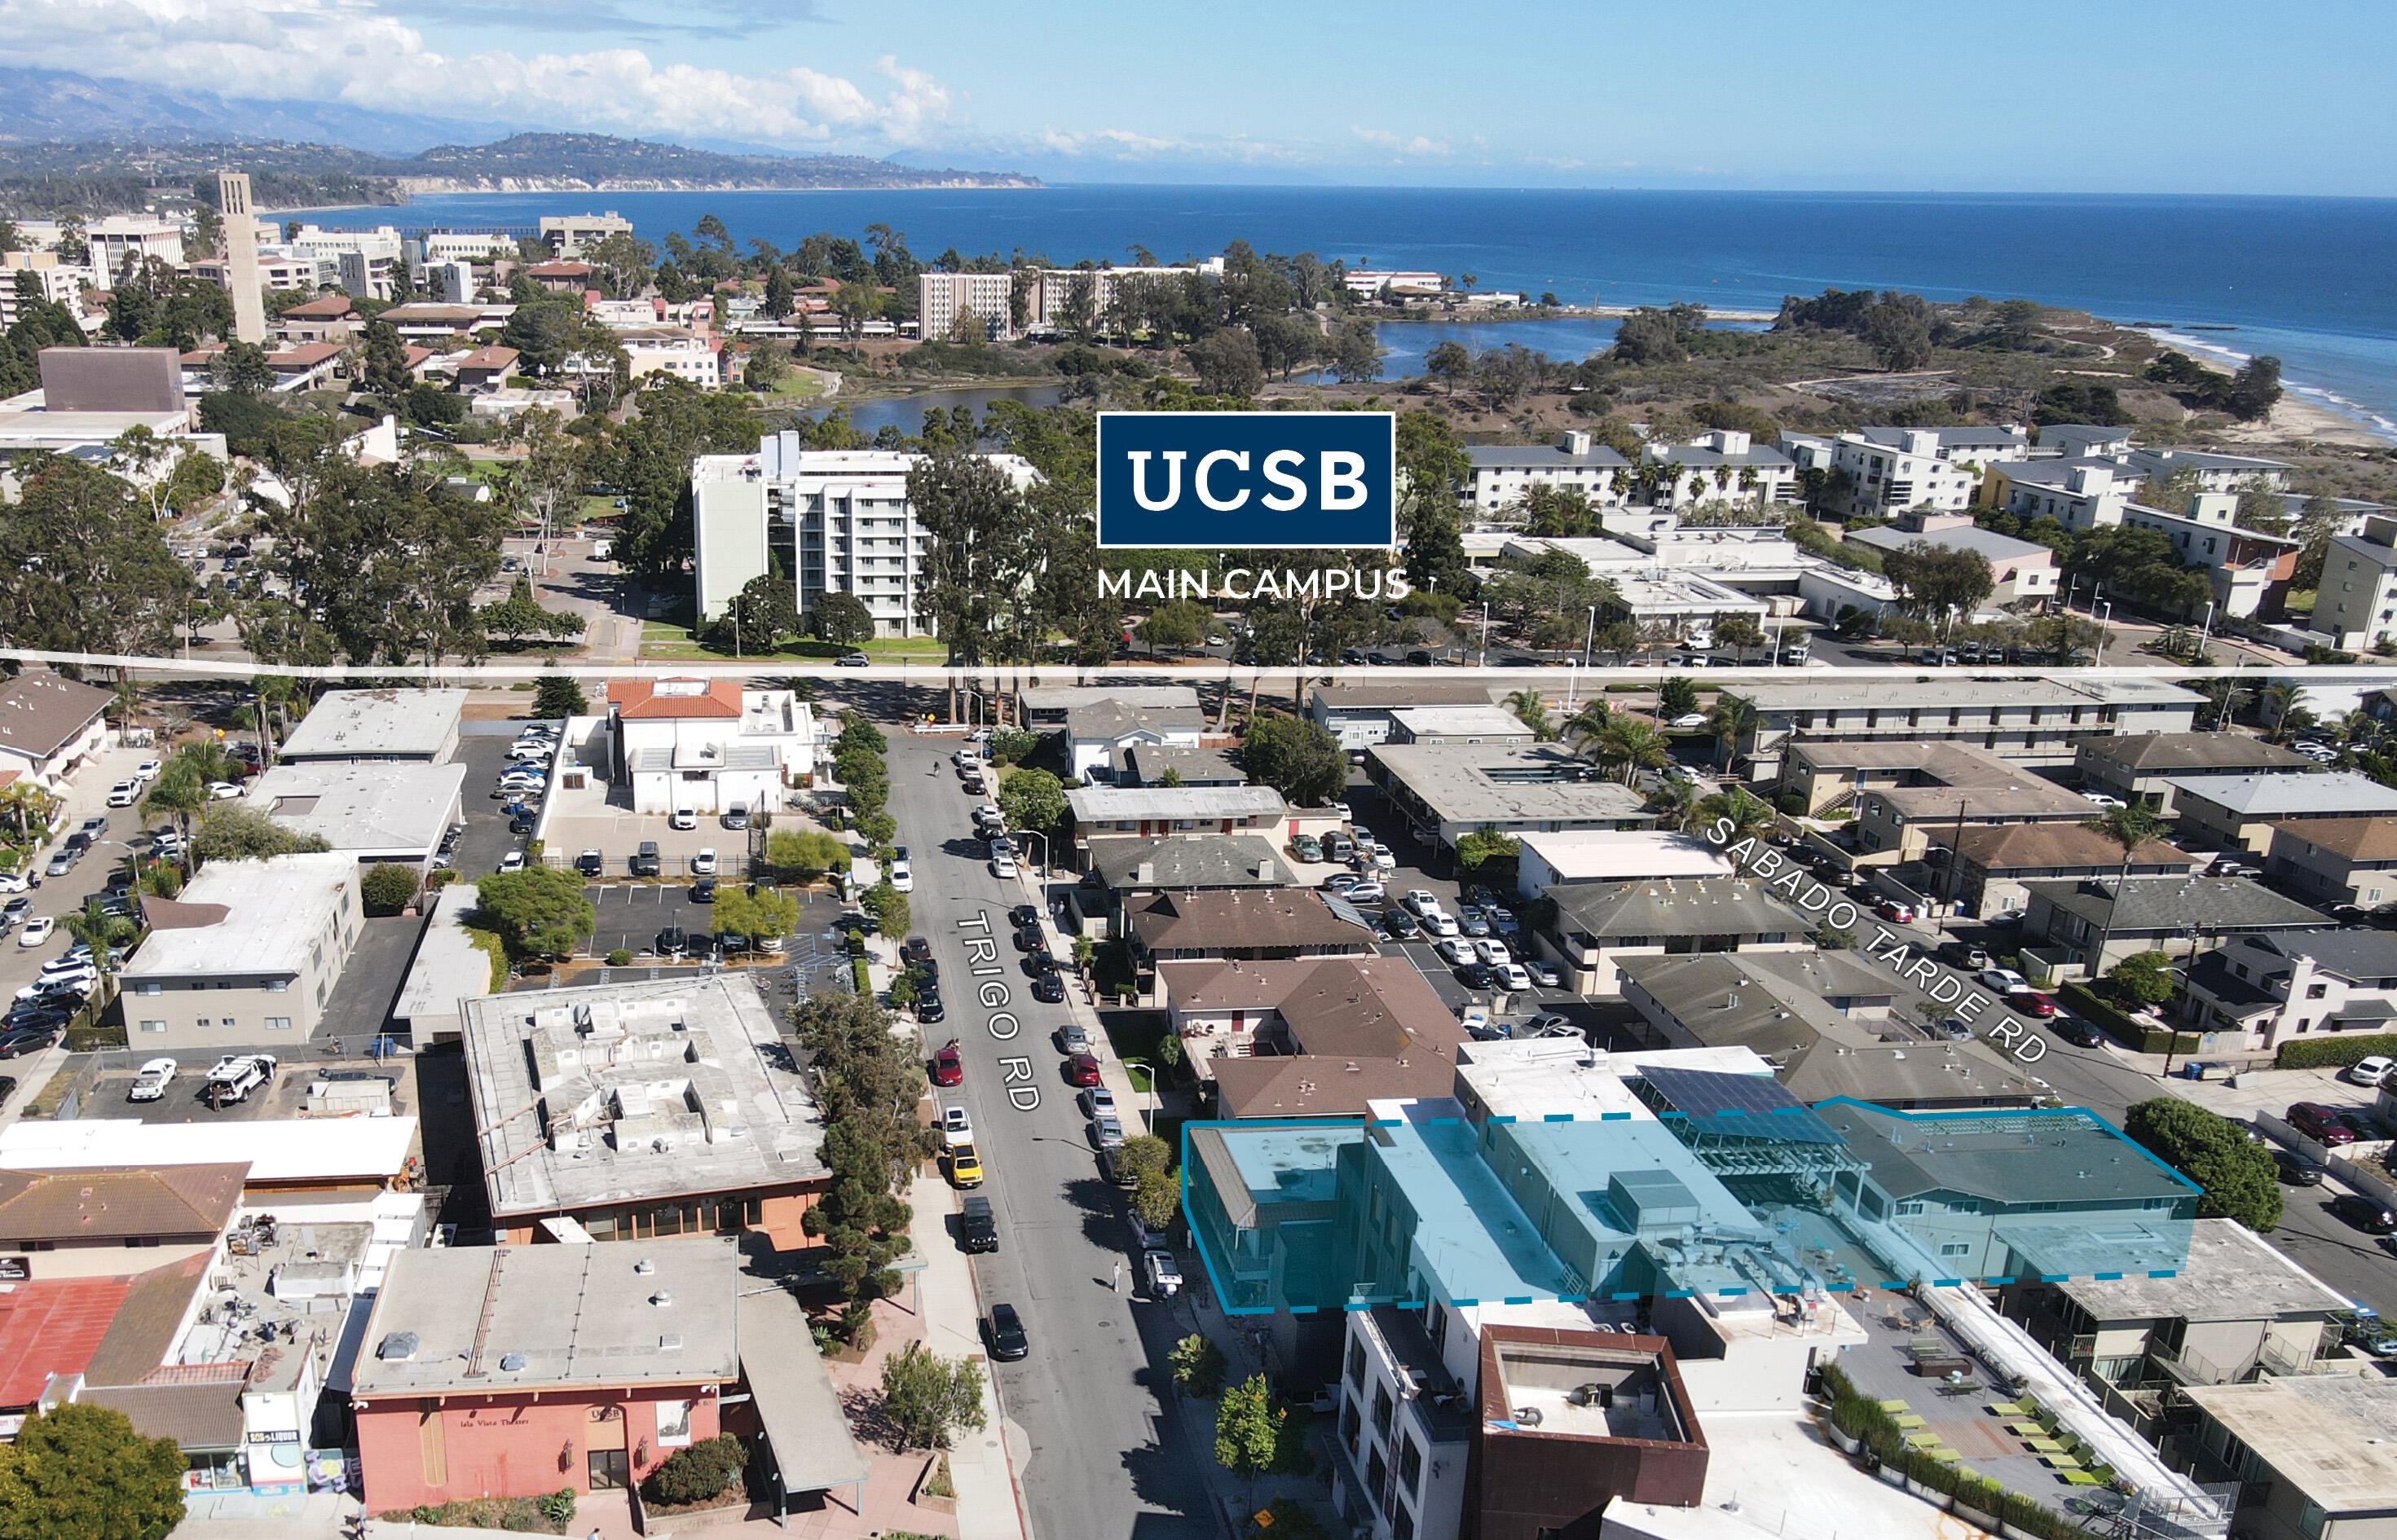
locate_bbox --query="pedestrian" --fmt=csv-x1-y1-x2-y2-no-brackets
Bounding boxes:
1112,1261,1122,1292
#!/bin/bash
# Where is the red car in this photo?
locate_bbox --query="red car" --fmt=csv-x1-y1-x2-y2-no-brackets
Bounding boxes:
2007,988,2057,1019
1875,900,1915,926
931,1039,964,1087
2289,1102,2358,1146
1066,1052,1101,1087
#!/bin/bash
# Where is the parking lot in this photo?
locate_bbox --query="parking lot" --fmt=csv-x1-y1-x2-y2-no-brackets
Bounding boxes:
537,776,785,880
65,1048,418,1123
575,882,848,964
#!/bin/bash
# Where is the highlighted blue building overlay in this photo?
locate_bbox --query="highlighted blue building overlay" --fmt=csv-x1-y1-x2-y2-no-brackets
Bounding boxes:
1183,1041,2197,1318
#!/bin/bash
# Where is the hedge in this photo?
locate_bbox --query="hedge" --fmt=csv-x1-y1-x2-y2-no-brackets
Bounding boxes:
2277,1031,2397,1070
2057,982,2201,1054
853,956,872,995
1816,1361,2091,1540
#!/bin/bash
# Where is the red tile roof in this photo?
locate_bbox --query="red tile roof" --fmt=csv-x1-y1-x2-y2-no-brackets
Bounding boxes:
606,678,742,719
455,346,520,372
527,260,591,276
281,295,359,319
270,342,346,368
0,1276,134,1406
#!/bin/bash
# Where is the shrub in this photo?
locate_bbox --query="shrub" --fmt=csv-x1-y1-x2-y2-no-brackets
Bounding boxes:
853,956,872,994
536,1489,575,1526
641,1434,747,1506
606,948,632,967
2123,1097,2280,1232
359,862,421,915
2276,1030,2397,1070
1170,1332,1227,1397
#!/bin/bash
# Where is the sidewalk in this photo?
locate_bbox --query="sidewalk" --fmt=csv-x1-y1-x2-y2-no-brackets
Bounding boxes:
906,1171,1030,1540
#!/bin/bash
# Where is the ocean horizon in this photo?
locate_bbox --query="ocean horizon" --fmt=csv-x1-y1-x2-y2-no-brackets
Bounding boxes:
301,184,2397,437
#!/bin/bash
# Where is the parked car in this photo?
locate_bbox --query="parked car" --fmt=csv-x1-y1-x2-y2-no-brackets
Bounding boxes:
1379,909,1421,941
1937,939,1992,970
931,1040,965,1087
106,780,139,807
575,849,604,877
1031,972,1067,1002
654,926,689,958
946,1142,984,1188
992,855,1020,878
15,917,52,948
1058,1023,1091,1055
1082,1086,1117,1120
2288,1102,2359,1146
835,652,870,667
2007,989,2057,1019
1497,963,1533,992
1437,936,1477,967
691,878,717,904
723,803,750,830
1321,872,1363,894
1344,879,1386,903
128,1058,177,1102
2350,1054,2397,1088
1423,912,1461,939
1976,967,2031,996
1091,1113,1125,1149
1874,900,1915,925
1144,1250,1183,1299
1526,960,1562,988
1473,938,1512,967
2051,1014,2105,1048
1456,906,1493,938
632,841,661,877
985,1302,1029,1361
2271,1148,2327,1186
1097,1146,1141,1190
498,851,525,874
1066,1052,1101,1087
669,807,697,830
2330,1192,2397,1234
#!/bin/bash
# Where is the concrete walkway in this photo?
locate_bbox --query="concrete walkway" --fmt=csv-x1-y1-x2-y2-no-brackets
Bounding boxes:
1008,867,1152,1125
907,1170,1032,1540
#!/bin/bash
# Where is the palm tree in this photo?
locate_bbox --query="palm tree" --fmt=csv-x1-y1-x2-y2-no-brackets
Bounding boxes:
2260,681,2307,742
0,781,61,843
1598,717,1670,786
141,765,207,845
60,897,139,994
2196,676,2251,733
1646,777,1700,833
1696,785,1777,847
172,740,242,786
1706,695,1759,775
2083,802,2170,978
1504,689,1555,741
1562,700,1613,750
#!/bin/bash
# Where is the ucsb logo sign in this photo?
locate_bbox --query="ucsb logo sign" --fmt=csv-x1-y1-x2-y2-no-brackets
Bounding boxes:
1096,411,1396,550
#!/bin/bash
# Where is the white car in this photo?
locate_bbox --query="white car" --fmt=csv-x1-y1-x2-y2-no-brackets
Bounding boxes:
2080,791,2125,807
506,742,553,761
1368,847,1397,872
1498,963,1533,992
891,860,914,893
691,847,718,876
498,851,525,873
0,870,29,895
132,759,161,781
1437,936,1477,966
16,917,52,947
1423,911,1461,939
2350,1054,2396,1088
1977,967,2032,996
941,1105,974,1142
966,727,993,744
992,855,1019,878
1670,712,1710,728
1143,1249,1183,1299
127,1058,177,1102
107,780,139,807
207,781,243,799
1403,889,1443,918
1474,938,1513,967
670,807,698,830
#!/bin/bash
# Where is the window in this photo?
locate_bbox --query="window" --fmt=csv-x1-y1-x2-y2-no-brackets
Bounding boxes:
265,1017,292,1032
1365,1448,1389,1512
134,982,161,996
1340,1397,1360,1454
139,1020,167,1034
1939,1242,1971,1257
1397,1434,1423,1494
194,1019,210,1029
1372,1383,1394,1437
1894,1200,1926,1217
267,979,289,993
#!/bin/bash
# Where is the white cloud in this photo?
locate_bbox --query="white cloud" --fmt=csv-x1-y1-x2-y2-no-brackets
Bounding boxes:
0,0,951,146
1349,125,1452,158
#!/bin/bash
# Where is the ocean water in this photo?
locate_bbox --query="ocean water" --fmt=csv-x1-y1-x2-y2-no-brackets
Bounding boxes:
305,186,2397,434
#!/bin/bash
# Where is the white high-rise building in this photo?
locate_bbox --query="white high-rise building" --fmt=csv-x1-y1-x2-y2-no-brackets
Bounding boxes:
918,256,1226,343
690,432,1038,637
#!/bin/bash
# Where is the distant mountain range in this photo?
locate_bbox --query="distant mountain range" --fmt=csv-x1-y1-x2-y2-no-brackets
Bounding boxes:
0,68,1037,216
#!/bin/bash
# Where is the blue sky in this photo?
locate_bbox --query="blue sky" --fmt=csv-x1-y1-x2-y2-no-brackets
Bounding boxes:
14,0,2397,191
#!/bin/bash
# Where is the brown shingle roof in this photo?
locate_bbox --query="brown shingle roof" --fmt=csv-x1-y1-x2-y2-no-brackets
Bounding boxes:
1129,890,1373,955
0,1164,246,1242
1947,822,2197,873
280,295,358,319
0,674,112,763
81,1380,245,1450
2081,733,2315,774
1213,1053,1458,1119
2269,816,2397,862
84,1252,211,1388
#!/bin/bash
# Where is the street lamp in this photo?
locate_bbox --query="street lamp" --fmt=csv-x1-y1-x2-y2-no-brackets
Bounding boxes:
1478,601,1492,667
1583,605,1598,669
1017,829,1050,880
2095,601,2113,662
2196,600,2216,660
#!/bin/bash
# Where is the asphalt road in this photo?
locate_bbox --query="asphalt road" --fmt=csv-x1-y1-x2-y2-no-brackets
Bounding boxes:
885,729,1214,1540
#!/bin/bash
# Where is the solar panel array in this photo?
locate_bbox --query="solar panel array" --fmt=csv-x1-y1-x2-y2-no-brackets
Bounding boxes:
1637,1065,1844,1146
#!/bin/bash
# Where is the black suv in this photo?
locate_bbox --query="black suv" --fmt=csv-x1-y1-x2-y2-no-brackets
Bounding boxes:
985,1303,1029,1361
655,926,689,958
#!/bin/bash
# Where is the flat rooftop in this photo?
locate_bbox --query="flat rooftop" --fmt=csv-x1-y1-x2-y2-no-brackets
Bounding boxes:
1067,785,1288,822
251,760,465,853
2179,1375,2397,1512
2047,1217,2353,1322
462,975,826,1221
1368,742,1652,827
352,1237,739,1397
393,882,491,1027
1023,685,1201,712
0,1116,418,1185
1730,676,2205,713
1518,829,1735,883
278,689,465,760
1387,705,1534,739
123,853,356,980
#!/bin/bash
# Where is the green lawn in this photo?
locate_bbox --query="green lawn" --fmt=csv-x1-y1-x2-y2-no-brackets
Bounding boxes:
639,620,944,662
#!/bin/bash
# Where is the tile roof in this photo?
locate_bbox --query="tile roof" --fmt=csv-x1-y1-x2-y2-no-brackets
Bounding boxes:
1213,1054,1459,1120
1090,835,1289,891
2079,733,2315,774
607,678,742,719
81,1380,245,1450
2268,816,2397,861
1128,890,1373,954
0,672,112,763
83,1252,210,1388
1551,877,1809,939
0,1276,133,1406
0,1163,247,1241
2024,874,2335,934
455,345,520,370
280,296,357,319
1945,822,2197,873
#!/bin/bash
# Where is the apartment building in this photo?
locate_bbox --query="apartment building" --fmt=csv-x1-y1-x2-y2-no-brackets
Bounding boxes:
1644,429,1798,507
1844,515,2059,605
2120,492,2300,620
2020,873,2333,976
917,257,1226,343
2262,816,2397,910
2309,515,2397,649
2074,732,2316,813
1986,458,2133,531
1538,876,1811,997
2121,447,2290,493
539,212,632,256
1464,430,1632,513
1786,426,2031,520
2181,927,2397,1050
2164,770,2397,855
84,217,185,275
1721,677,2205,779
689,432,1037,636
120,854,363,1052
